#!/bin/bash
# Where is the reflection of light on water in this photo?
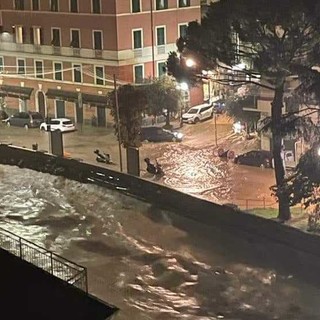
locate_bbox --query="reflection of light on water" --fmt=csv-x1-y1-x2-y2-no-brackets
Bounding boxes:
159,144,233,201
1,165,320,319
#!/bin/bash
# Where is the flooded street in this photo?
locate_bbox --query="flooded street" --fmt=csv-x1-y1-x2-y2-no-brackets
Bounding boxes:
0,118,275,207
1,165,320,319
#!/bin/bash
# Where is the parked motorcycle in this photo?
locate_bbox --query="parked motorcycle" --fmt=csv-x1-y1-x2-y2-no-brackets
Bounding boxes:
94,149,113,164
155,159,164,177
144,158,164,177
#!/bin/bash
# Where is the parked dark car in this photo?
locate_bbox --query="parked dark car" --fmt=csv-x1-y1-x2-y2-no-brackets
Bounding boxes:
140,126,183,142
234,150,273,168
6,112,44,129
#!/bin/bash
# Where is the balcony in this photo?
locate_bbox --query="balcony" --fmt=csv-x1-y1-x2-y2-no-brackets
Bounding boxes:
133,48,143,58
95,49,102,58
72,48,81,57
157,45,166,55
0,42,176,62
52,46,61,55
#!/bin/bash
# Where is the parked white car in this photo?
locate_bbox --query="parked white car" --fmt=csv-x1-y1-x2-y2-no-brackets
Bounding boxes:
181,103,213,124
40,118,76,132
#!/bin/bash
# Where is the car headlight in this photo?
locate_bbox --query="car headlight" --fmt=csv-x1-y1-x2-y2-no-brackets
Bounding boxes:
176,133,183,139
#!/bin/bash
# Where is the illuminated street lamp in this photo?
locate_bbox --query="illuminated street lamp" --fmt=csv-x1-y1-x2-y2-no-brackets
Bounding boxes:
185,58,195,68
177,82,189,127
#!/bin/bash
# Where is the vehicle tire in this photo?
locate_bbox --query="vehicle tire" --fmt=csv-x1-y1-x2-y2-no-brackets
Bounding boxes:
24,124,29,129
227,150,235,160
236,158,241,164
218,148,225,157
6,121,10,127
40,127,46,131
194,117,200,124
262,159,270,168
172,137,177,142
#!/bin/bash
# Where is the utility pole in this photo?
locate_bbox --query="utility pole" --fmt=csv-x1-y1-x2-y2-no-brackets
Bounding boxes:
214,113,218,146
113,74,123,172
150,0,155,78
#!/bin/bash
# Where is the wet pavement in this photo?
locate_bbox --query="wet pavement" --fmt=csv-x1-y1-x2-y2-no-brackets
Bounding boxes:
0,116,275,207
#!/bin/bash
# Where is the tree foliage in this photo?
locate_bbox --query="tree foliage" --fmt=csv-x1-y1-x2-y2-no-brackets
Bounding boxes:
167,0,320,221
142,77,182,124
107,84,147,148
225,85,260,129
285,143,320,208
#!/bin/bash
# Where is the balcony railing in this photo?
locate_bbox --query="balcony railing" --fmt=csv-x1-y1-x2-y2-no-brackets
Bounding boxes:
0,42,177,61
157,45,166,55
73,48,81,57
94,49,103,58
133,48,143,58
0,227,88,293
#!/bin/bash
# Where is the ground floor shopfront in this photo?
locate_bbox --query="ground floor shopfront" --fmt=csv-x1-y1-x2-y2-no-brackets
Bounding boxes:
0,78,110,127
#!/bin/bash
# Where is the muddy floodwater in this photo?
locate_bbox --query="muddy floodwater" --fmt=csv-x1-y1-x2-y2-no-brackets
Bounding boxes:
0,165,320,319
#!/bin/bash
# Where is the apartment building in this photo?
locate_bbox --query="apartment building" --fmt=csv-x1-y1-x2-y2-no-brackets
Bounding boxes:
0,0,201,126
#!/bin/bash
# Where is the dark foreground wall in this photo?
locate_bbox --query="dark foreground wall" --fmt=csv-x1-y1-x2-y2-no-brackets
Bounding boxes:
0,248,117,320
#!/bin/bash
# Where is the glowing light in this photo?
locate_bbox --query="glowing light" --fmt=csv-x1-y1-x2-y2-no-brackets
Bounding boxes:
233,121,243,134
180,82,188,91
185,58,195,68
317,147,320,157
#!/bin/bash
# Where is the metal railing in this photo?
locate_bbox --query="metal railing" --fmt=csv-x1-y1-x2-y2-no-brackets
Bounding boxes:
233,197,277,210
0,227,88,293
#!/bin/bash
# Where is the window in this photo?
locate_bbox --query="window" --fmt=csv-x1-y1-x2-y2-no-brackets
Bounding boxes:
51,28,61,46
179,24,188,38
31,26,42,45
70,0,78,12
134,65,143,83
132,0,140,13
35,60,43,78
54,62,63,80
156,0,168,10
133,29,142,49
95,66,104,85
178,0,190,7
156,26,165,46
32,0,39,10
92,0,101,13
73,64,82,83
17,59,26,74
14,26,24,44
93,31,102,50
0,57,3,73
14,0,24,10
157,62,166,77
51,0,59,12
70,29,80,48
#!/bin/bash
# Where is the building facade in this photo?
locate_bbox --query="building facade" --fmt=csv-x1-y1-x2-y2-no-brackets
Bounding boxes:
0,0,201,126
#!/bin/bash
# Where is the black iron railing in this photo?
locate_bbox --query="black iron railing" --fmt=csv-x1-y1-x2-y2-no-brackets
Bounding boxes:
0,227,88,293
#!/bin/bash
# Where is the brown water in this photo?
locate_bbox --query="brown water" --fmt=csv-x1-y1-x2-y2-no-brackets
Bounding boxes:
0,165,320,319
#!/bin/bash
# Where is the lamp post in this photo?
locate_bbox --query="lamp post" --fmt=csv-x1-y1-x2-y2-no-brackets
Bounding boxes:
178,82,189,128
150,0,155,78
184,59,219,146
113,74,123,172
